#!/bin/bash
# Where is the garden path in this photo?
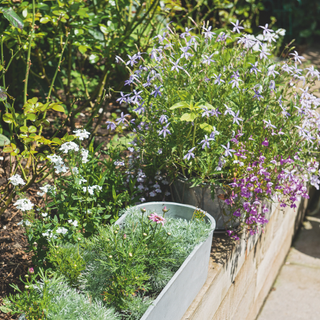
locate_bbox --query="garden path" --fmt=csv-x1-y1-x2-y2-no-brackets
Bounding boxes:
257,46,320,320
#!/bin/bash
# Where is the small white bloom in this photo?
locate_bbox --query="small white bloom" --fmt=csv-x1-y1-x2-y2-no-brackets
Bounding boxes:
71,220,78,227
276,28,286,36
14,198,34,211
9,174,25,187
78,177,87,185
68,219,72,223
83,185,102,195
56,227,68,235
17,220,32,226
72,167,79,175
59,142,79,154
81,149,89,164
73,129,90,141
37,184,53,196
42,212,48,217
47,155,68,174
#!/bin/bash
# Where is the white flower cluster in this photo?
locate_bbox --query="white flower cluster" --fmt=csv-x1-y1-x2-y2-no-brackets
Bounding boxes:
68,219,78,227
37,184,54,196
82,185,102,195
59,142,79,154
47,154,68,174
81,149,89,163
42,229,56,239
14,198,34,211
17,219,32,226
9,174,25,187
56,227,68,235
73,129,90,141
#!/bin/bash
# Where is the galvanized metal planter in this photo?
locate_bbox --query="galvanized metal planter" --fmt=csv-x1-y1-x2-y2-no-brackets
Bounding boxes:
117,202,216,320
170,178,236,230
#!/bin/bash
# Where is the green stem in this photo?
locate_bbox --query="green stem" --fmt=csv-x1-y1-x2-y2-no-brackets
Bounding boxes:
24,0,36,107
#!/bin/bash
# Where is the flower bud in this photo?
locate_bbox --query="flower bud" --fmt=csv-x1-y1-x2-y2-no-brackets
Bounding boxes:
162,206,169,213
123,234,127,239
141,208,146,213
109,255,112,259
28,267,34,274
129,252,133,257
143,233,147,237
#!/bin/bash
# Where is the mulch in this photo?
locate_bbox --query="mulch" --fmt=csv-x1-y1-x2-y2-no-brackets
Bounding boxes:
0,207,32,320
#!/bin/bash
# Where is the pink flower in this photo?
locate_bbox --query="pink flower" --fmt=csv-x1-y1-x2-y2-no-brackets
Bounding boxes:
28,267,34,274
149,213,166,226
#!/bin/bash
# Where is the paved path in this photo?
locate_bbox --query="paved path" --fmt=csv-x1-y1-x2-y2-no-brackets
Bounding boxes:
257,46,320,320
257,203,320,320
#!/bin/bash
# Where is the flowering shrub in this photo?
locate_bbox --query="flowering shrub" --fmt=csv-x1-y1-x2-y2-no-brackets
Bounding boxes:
14,129,144,267
114,22,320,236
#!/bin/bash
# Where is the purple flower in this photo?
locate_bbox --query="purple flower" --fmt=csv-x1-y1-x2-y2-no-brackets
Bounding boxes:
159,115,168,124
231,20,244,33
116,112,129,125
106,121,116,131
233,209,241,217
213,73,225,85
170,58,183,73
250,62,261,75
289,51,305,64
151,85,162,98
262,139,269,147
232,111,243,125
221,142,235,157
158,123,171,138
126,54,139,67
259,23,274,36
199,135,214,149
202,25,215,40
183,147,196,161
117,92,129,104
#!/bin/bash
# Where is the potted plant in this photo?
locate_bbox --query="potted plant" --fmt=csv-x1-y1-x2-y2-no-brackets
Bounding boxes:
1,203,215,320
113,22,320,237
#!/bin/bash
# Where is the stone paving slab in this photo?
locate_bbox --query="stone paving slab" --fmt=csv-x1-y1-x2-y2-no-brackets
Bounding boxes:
257,207,320,320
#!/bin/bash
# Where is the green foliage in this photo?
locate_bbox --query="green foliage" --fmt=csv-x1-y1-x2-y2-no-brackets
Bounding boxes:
168,0,265,33
20,135,140,268
1,270,119,320
1,269,57,319
47,243,86,287
59,209,211,315
0,0,171,131
263,0,320,44
3,208,212,319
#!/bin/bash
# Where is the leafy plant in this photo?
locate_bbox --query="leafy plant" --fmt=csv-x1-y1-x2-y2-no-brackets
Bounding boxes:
0,0,172,134
116,22,320,236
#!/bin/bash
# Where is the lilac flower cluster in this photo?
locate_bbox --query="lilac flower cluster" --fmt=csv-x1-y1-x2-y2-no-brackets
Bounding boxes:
223,141,313,239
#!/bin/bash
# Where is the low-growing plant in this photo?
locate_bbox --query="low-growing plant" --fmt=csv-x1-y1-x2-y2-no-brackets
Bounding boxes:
48,207,212,317
1,268,119,320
